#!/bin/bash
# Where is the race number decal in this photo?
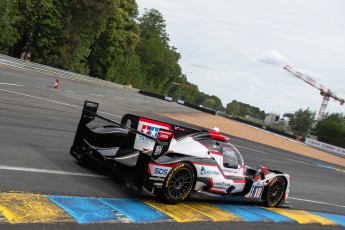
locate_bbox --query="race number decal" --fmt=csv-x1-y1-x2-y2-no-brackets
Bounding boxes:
251,186,264,199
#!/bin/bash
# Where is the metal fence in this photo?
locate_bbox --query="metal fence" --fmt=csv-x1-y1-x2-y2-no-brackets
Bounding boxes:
0,54,139,92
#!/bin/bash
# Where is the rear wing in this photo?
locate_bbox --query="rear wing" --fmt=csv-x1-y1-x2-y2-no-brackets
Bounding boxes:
72,101,99,148
71,101,200,153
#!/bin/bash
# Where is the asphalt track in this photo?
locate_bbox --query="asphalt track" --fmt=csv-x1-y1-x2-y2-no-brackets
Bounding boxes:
1,65,345,229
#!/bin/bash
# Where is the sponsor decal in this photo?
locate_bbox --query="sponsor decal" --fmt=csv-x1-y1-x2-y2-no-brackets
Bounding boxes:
305,138,345,156
213,181,231,187
85,102,97,108
153,145,163,156
149,177,165,181
150,165,171,177
222,169,238,173
154,182,163,187
134,118,171,151
200,166,220,175
157,130,173,141
153,168,169,176
251,186,264,199
141,125,159,139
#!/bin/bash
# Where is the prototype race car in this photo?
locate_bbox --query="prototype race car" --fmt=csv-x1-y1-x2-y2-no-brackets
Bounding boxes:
70,101,290,207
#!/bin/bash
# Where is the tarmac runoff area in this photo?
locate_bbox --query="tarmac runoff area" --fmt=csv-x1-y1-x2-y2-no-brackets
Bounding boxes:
160,112,345,168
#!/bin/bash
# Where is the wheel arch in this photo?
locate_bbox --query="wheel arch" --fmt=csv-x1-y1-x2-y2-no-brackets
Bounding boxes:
263,175,288,207
184,160,198,190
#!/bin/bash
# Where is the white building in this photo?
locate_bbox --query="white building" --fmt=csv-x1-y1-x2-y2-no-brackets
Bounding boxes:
264,113,280,125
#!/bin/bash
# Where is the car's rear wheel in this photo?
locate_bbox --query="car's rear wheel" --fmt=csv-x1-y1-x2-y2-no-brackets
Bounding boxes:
159,163,195,204
76,150,89,167
263,176,285,207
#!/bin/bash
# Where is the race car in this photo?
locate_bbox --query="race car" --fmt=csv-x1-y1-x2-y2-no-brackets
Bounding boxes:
70,101,290,207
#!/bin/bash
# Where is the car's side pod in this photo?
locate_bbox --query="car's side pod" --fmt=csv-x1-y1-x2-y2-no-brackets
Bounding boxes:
125,129,174,193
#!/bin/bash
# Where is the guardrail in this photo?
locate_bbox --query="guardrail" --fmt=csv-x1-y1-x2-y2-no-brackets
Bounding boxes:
0,54,139,92
305,138,345,156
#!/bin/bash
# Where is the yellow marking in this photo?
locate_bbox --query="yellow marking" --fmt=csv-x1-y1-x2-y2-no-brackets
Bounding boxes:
0,193,74,223
267,208,339,225
334,168,345,173
182,202,244,222
143,200,212,222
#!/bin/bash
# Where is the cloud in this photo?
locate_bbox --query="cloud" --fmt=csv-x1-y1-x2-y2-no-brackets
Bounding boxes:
256,50,290,66
248,85,257,95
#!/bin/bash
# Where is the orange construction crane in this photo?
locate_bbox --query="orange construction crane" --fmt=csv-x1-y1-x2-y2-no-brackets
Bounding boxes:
283,65,344,120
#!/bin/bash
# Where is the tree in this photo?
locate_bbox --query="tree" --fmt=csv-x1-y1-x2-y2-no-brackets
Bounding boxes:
203,98,216,108
226,100,265,119
226,100,240,116
7,0,63,62
312,113,345,148
136,9,182,93
0,0,18,54
209,95,224,111
56,0,114,73
289,108,315,137
88,0,141,84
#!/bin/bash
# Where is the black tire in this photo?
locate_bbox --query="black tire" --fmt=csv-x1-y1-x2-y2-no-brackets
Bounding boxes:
159,163,195,204
76,151,89,167
263,176,286,207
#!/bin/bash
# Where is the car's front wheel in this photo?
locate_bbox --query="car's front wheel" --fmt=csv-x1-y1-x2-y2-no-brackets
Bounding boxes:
159,163,195,204
263,176,286,207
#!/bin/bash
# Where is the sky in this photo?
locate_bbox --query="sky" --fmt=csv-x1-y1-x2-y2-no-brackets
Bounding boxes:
136,0,345,116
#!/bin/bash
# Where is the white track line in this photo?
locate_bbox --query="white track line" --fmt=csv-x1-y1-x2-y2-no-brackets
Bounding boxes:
289,197,345,208
235,145,270,155
287,158,311,165
0,88,121,118
90,93,104,97
0,82,23,87
0,165,108,178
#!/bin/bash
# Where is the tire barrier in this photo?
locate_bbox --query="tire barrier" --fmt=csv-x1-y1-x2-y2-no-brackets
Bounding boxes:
138,90,216,114
138,90,170,101
181,101,217,115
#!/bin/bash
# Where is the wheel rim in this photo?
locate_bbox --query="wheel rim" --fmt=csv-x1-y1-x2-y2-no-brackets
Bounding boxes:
268,179,284,204
167,168,193,199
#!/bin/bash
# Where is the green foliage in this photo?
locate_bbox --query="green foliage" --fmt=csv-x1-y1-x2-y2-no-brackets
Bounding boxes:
7,0,63,63
136,9,182,93
59,0,114,74
289,108,316,137
226,100,265,119
88,0,140,83
0,0,19,54
312,113,345,148
3,2,229,112
203,98,216,108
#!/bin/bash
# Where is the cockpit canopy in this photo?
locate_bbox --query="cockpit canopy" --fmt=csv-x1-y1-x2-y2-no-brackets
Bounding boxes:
222,145,243,168
199,139,244,168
